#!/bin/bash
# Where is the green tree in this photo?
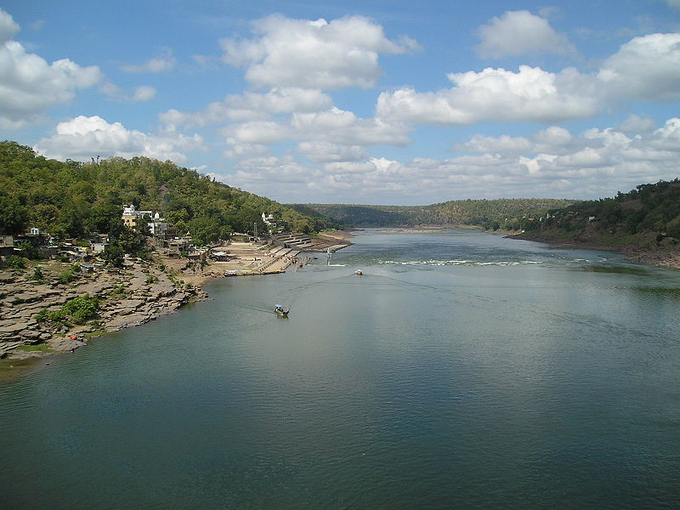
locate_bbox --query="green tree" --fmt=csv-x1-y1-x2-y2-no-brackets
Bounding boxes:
16,240,39,260
0,193,28,234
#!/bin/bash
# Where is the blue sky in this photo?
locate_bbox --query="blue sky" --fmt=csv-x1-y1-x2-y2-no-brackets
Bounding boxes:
1,0,680,205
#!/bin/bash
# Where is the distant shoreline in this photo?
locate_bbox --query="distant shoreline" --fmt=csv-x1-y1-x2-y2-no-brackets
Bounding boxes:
509,232,680,271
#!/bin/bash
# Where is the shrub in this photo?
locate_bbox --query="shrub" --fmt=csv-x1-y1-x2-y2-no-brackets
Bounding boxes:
31,267,44,282
62,295,99,324
4,255,25,270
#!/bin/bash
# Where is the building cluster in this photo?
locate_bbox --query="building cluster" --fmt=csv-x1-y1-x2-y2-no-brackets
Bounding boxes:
122,205,173,237
1,205,186,267
1,206,284,268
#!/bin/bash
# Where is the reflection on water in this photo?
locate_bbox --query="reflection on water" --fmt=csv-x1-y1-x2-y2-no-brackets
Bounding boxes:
1,229,680,509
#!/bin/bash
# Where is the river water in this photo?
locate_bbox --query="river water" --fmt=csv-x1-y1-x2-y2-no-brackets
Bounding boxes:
1,229,680,509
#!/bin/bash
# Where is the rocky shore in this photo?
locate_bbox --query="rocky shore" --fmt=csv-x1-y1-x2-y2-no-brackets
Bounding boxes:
0,233,352,380
0,257,206,371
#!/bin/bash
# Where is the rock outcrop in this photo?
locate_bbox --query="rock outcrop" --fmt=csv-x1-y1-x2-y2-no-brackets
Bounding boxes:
0,259,206,362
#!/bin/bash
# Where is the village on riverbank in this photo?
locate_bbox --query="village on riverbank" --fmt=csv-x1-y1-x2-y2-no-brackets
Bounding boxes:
0,220,351,377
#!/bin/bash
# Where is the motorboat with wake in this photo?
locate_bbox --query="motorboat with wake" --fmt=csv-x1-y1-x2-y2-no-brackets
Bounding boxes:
275,304,289,317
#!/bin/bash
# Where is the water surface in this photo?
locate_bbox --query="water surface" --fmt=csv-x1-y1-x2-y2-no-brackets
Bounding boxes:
1,230,679,509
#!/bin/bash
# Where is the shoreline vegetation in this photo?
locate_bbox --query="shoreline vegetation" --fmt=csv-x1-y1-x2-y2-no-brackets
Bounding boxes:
0,231,352,382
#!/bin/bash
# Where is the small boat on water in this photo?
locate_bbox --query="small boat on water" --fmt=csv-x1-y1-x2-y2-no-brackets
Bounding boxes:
275,304,289,317
355,269,363,275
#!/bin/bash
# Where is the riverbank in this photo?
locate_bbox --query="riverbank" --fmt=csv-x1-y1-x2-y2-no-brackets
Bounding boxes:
509,232,680,271
0,232,352,381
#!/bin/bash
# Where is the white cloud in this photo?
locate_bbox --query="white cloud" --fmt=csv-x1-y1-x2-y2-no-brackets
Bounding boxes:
220,14,418,89
0,8,19,44
34,115,205,164
476,10,577,59
222,120,293,145
120,48,176,73
617,114,657,133
598,33,680,102
223,117,680,204
290,107,411,146
99,82,157,103
0,9,102,128
455,127,575,155
377,66,599,125
377,32,680,126
160,88,333,128
297,141,368,163
649,117,680,150
232,88,333,114
219,106,411,149
131,86,156,102
666,0,680,10
223,138,270,159
227,156,315,188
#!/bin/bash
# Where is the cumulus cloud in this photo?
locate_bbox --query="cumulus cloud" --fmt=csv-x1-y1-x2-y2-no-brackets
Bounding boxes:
34,115,205,163
290,107,411,146
0,9,102,128
222,120,293,145
297,141,369,163
222,117,680,204
160,88,333,128
0,8,19,44
377,32,680,126
223,138,270,159
377,66,600,124
617,114,657,133
218,106,411,150
120,48,176,73
454,127,575,155
476,10,577,59
598,33,680,102
219,14,419,89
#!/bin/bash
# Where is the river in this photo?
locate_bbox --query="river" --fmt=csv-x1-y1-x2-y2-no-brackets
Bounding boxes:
1,229,679,509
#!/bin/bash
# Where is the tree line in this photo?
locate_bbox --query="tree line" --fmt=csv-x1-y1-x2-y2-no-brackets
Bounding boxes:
0,141,337,246
523,179,680,246
292,198,573,230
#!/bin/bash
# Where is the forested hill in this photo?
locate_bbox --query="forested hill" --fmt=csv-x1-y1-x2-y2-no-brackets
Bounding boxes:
0,141,336,243
522,179,680,250
292,198,573,230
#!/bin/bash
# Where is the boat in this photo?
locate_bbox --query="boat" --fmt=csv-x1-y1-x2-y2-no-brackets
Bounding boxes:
274,304,289,317
355,269,363,275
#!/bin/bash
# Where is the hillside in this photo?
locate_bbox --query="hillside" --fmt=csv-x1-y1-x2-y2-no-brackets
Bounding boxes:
0,141,335,244
520,179,680,267
292,198,573,230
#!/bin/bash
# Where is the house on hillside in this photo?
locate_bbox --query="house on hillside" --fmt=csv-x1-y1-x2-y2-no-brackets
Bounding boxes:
122,204,154,230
